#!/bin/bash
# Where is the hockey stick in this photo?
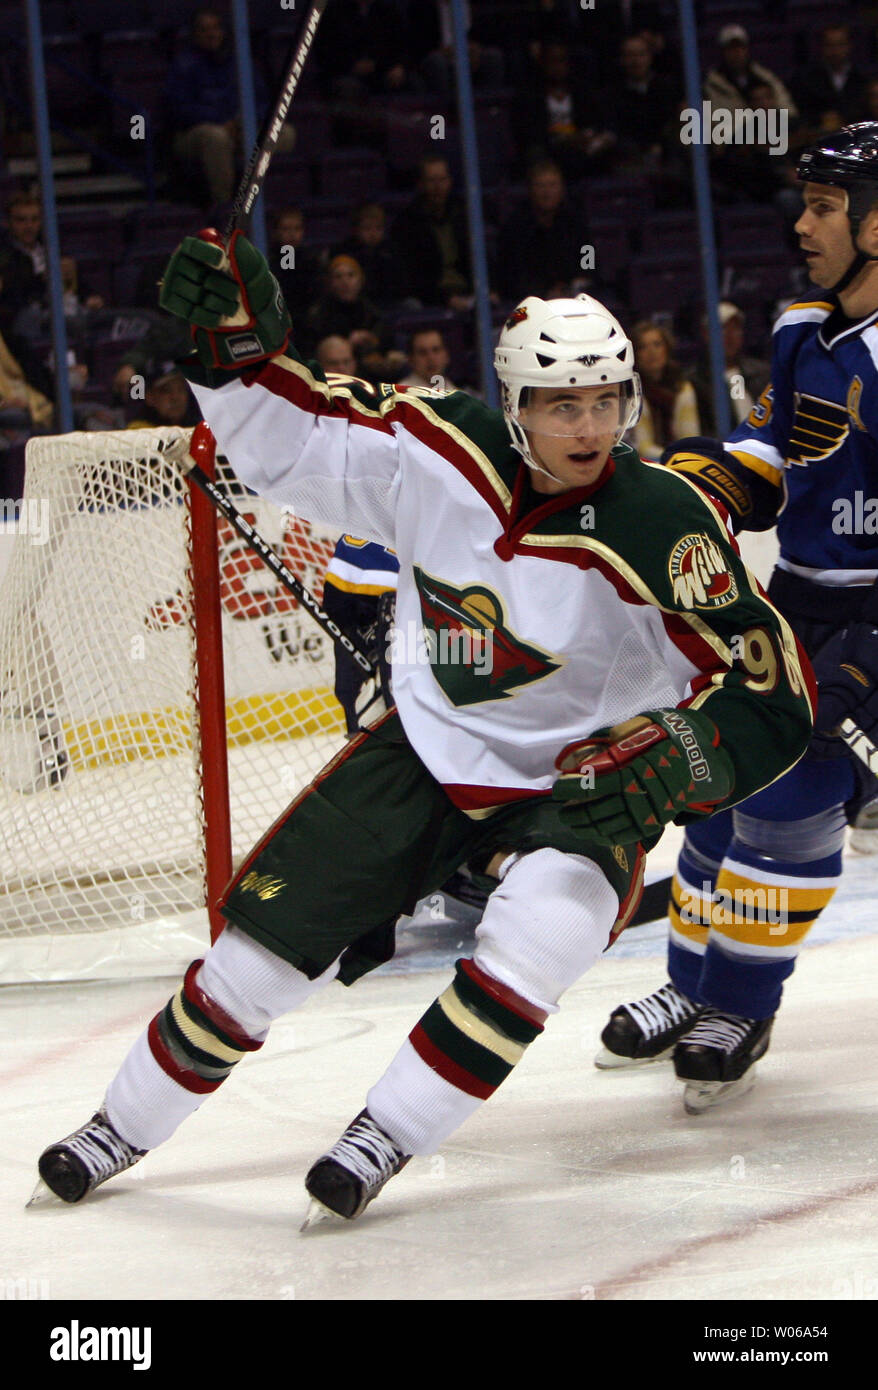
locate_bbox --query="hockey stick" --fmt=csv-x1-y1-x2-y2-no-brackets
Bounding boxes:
167,428,376,678
168,3,380,683
225,0,330,239
837,716,878,775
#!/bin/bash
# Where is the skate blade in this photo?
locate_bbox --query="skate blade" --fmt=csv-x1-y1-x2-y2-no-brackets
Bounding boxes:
594,1044,674,1069
300,1197,343,1232
683,1069,757,1114
26,1177,58,1208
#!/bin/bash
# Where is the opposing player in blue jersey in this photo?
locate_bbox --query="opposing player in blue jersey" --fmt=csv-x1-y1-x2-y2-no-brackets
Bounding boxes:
322,532,399,734
598,123,878,1111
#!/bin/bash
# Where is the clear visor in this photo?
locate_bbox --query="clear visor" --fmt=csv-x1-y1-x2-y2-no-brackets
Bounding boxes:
513,386,626,438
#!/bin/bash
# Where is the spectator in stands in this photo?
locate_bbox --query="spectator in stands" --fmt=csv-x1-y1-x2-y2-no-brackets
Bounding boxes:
165,7,293,209
417,1,505,96
495,160,588,303
315,334,358,375
317,0,417,93
126,360,200,430
691,303,770,435
0,193,104,333
306,255,405,379
398,327,458,392
388,156,472,310
704,25,796,118
629,319,700,461
0,195,43,327
332,203,397,308
709,76,802,210
603,34,678,171
577,0,668,71
269,207,325,333
792,25,867,132
515,40,615,180
0,326,54,444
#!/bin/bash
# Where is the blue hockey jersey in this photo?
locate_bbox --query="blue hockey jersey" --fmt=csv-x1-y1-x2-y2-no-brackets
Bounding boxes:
725,297,878,586
324,534,399,596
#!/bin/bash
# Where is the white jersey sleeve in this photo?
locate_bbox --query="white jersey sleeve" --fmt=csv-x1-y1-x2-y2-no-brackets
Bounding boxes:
188,359,403,549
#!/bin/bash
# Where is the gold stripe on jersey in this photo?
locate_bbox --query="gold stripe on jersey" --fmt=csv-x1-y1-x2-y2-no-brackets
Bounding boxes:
267,354,515,509
522,523,737,669
780,299,833,313
732,564,814,715
666,462,813,723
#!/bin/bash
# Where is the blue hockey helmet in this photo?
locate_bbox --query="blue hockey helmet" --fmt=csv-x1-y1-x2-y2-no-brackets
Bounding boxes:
797,122,878,289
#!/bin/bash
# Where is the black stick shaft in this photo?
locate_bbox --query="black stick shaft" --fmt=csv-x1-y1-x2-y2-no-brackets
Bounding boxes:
225,0,330,239
187,461,376,676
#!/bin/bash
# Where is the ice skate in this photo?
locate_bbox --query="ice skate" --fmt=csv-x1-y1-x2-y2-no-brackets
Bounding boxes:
302,1110,410,1228
595,981,704,1068
674,1011,774,1114
28,1109,146,1206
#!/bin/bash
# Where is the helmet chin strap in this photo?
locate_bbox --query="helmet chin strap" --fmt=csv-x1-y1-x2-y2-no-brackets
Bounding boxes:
517,439,568,482
829,245,878,294
829,192,878,294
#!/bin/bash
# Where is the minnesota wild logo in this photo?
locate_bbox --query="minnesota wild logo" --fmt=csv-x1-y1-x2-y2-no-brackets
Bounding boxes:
669,533,738,611
412,566,561,705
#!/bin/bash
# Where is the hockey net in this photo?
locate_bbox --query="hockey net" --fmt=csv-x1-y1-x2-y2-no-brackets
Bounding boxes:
0,426,348,983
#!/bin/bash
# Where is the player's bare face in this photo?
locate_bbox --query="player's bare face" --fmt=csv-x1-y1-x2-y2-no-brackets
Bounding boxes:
523,385,621,494
796,185,860,287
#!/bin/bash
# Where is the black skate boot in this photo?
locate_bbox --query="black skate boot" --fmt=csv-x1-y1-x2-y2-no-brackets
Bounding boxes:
673,1011,774,1113
595,981,705,1068
302,1110,410,1228
29,1110,146,1206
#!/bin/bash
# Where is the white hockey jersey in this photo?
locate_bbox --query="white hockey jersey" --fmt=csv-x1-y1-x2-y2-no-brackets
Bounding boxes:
188,352,813,815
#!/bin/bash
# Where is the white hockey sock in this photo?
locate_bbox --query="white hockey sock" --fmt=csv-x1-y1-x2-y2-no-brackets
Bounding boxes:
105,926,338,1151
367,849,617,1155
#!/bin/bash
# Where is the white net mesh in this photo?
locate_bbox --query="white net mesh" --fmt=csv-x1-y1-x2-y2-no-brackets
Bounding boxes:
0,429,347,981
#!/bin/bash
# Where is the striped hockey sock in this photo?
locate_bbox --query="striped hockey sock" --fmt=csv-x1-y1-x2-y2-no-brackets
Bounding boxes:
147,958,266,1094
367,958,547,1155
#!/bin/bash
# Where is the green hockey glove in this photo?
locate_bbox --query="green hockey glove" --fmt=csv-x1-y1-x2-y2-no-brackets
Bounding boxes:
552,708,734,844
159,229,291,370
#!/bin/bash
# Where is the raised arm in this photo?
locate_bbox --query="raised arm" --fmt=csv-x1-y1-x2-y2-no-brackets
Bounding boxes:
160,231,403,545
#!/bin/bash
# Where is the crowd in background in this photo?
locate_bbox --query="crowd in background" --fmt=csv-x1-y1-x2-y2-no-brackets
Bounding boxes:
0,0,874,471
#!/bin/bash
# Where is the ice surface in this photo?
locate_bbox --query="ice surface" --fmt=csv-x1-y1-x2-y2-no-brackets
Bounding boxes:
3,825,878,1301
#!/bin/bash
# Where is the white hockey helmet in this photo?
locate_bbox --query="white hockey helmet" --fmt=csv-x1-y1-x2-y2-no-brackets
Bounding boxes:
493,294,642,469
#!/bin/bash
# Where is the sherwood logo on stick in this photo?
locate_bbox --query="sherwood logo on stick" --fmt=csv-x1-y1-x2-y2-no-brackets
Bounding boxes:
49,1321,151,1371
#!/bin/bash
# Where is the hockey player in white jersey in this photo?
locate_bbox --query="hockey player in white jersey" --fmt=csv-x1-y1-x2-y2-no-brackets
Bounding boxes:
598,123,878,1111
30,235,813,1223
